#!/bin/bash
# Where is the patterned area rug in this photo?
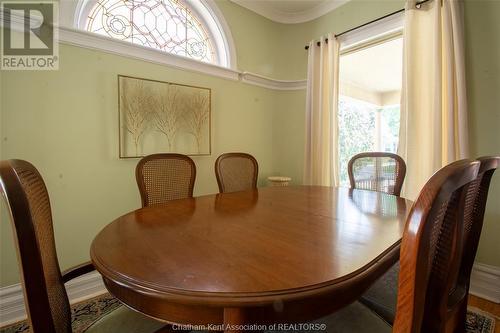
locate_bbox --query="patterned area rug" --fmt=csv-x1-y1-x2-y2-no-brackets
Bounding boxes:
467,307,497,333
0,294,496,333
0,294,121,333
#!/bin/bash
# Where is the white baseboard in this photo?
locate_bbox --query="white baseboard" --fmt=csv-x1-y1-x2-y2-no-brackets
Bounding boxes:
469,263,500,303
0,263,498,327
0,271,106,327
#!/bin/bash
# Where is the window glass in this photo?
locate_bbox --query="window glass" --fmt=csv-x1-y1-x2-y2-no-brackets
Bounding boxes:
338,37,403,186
85,0,216,63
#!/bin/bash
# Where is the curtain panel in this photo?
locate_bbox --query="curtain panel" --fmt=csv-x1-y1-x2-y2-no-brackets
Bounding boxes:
304,33,340,187
398,0,469,199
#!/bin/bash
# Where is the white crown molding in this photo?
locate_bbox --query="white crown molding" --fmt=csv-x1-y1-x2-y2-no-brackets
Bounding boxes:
0,271,106,327
229,0,351,24
338,11,404,52
0,262,497,328
241,72,306,91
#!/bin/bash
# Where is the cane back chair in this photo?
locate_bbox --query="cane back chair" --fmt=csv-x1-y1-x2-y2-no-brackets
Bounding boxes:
215,153,258,193
348,152,406,196
136,153,196,207
0,159,165,333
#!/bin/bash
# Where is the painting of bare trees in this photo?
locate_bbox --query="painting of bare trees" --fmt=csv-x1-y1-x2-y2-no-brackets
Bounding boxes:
118,75,211,158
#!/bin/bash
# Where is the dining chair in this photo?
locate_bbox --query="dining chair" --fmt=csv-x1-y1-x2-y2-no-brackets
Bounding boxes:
359,156,500,327
0,159,166,333
136,153,196,207
348,152,406,196
297,159,482,332
215,152,258,193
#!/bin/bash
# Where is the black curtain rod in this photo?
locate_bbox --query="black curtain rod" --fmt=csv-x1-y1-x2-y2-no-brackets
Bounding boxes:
304,0,431,50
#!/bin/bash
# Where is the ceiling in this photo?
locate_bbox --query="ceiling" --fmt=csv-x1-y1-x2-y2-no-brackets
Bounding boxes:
229,0,350,24
340,37,403,95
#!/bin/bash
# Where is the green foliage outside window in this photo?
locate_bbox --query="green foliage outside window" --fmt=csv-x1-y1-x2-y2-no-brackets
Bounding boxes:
338,96,400,186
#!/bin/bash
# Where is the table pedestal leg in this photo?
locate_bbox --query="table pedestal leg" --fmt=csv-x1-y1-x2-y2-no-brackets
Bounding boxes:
223,307,246,333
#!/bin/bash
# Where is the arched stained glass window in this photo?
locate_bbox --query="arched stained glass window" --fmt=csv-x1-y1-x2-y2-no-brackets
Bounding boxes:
84,0,221,64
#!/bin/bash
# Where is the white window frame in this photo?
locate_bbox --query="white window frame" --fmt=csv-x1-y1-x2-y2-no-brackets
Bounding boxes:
337,12,404,184
338,11,404,54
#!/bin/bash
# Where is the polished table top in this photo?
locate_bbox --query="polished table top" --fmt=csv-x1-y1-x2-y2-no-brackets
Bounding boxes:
91,186,412,326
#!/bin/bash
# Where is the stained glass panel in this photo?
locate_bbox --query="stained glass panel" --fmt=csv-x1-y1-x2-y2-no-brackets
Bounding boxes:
86,0,215,63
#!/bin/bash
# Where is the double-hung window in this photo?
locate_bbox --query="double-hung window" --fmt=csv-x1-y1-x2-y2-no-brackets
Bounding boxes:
337,20,403,186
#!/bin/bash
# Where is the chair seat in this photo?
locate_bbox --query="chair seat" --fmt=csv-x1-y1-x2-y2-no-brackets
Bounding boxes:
266,302,391,333
84,305,165,333
360,262,399,324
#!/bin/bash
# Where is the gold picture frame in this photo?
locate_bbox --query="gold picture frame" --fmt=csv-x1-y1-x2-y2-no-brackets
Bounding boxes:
118,75,211,158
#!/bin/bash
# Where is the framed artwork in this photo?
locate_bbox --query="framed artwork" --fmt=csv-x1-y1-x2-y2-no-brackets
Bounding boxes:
118,75,211,158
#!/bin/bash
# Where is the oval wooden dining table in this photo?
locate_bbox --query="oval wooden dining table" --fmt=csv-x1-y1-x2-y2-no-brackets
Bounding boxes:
91,186,412,332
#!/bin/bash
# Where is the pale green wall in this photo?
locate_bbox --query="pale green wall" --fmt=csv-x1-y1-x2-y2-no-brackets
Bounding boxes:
0,44,278,286
273,0,404,81
215,0,284,77
272,90,306,184
272,0,404,183
0,1,283,287
464,0,500,266
1,0,499,288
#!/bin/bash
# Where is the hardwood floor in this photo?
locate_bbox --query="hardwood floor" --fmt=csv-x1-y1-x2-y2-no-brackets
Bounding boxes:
468,295,500,333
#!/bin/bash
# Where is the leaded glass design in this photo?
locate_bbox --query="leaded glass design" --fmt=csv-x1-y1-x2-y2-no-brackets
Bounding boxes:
86,0,216,63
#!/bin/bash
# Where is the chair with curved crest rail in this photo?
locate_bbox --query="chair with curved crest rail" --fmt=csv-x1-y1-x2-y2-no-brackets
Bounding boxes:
136,153,196,207
215,152,258,193
0,159,166,333
283,159,484,332
358,156,500,328
348,152,406,196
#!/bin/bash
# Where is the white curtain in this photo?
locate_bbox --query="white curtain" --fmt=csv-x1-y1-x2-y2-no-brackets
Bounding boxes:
304,33,340,186
398,0,469,199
